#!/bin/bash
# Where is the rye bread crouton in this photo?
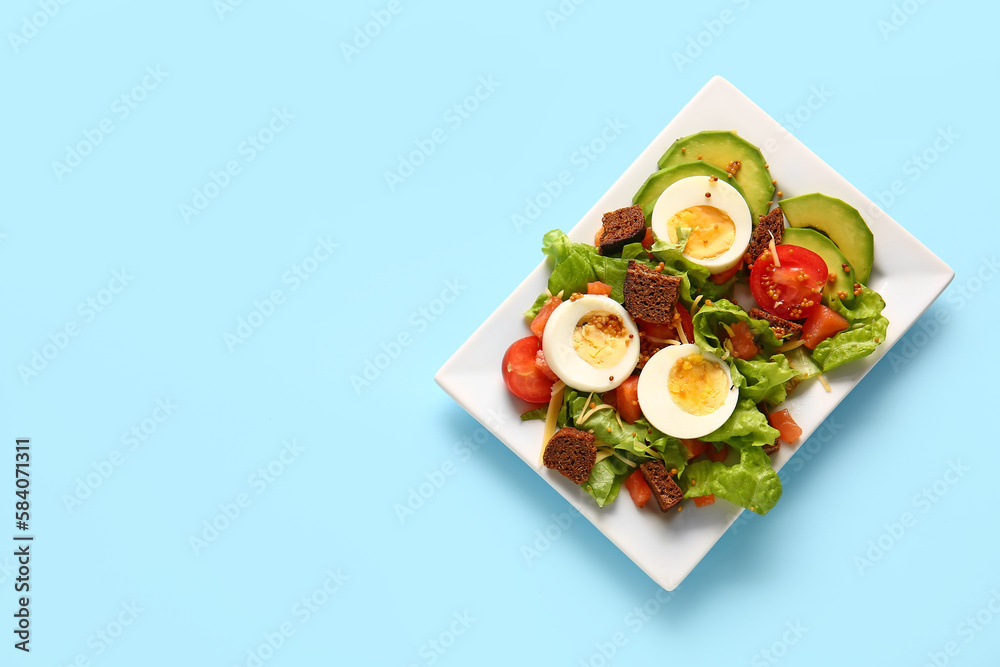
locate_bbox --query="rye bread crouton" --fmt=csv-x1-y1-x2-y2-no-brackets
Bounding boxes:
543,427,597,484
639,460,683,512
623,261,682,324
597,205,646,255
746,206,785,264
748,307,802,340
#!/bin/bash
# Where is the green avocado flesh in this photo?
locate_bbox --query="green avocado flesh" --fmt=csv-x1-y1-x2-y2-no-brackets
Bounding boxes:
779,193,875,284
656,130,774,222
780,227,857,308
632,162,747,222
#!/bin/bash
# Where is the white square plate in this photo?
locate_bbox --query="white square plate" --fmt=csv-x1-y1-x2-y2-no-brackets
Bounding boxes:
435,76,954,590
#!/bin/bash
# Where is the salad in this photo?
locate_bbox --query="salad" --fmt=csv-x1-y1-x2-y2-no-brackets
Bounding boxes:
501,130,889,516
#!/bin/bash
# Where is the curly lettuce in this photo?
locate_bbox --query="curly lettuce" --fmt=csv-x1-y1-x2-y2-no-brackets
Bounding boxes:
582,457,629,507
702,397,780,450
811,287,889,372
523,230,649,319
734,355,799,405
681,441,783,515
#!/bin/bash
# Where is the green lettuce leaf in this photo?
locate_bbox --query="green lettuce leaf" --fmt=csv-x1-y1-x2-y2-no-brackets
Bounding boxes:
523,292,550,320
781,344,821,394
698,274,739,303
621,242,648,260
702,397,779,449
784,345,821,379
650,225,693,252
681,442,782,515
520,407,547,422
524,229,657,319
544,229,634,301
548,250,600,298
734,354,799,405
540,226,580,262
582,456,629,507
811,287,889,372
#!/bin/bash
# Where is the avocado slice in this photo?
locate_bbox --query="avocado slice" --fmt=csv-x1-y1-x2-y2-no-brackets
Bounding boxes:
632,162,747,222
779,193,874,284
656,131,774,222
780,227,857,308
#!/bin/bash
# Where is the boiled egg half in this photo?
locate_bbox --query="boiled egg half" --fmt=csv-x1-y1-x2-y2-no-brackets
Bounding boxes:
650,175,752,273
636,343,739,439
542,294,640,393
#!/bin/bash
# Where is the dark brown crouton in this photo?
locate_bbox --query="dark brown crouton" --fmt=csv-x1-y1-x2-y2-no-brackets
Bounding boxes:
749,307,803,339
639,460,683,512
597,205,646,255
745,206,785,264
623,261,682,324
543,427,597,484
763,442,781,456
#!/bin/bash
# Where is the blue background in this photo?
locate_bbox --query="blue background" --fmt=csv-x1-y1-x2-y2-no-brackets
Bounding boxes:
3,0,997,665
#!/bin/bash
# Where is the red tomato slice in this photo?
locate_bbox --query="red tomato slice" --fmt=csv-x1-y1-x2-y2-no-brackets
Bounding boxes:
616,376,642,424
728,320,759,360
706,443,729,462
529,295,562,338
675,304,694,342
641,227,655,250
801,304,850,349
637,305,693,343
602,389,618,411
587,281,612,296
638,319,674,339
749,245,828,320
693,494,716,507
682,439,708,459
502,336,554,403
768,409,803,444
624,469,652,509
710,259,743,284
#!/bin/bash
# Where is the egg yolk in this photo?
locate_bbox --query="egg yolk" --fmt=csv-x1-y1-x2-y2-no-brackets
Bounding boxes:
667,205,735,260
572,311,629,369
668,353,727,416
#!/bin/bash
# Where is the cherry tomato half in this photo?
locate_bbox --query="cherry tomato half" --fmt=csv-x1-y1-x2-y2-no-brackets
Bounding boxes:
749,245,828,320
502,336,555,403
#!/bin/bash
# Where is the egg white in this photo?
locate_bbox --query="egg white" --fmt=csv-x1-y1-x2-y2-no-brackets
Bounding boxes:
636,343,739,439
541,294,640,393
650,175,752,273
